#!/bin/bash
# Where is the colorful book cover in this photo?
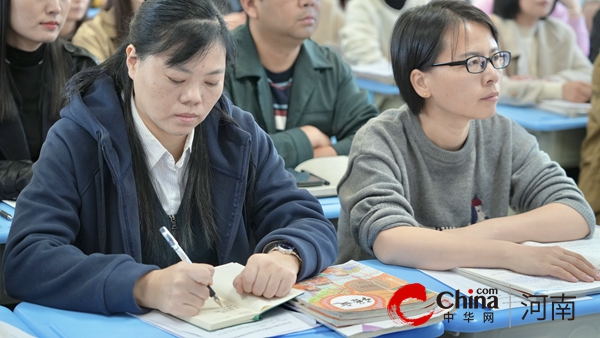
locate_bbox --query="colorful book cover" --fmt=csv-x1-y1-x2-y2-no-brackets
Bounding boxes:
293,260,437,320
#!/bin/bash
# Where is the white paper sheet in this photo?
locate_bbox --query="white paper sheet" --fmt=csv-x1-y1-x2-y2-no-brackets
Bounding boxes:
419,269,529,310
1,200,16,208
0,322,35,338
419,269,591,311
133,307,318,338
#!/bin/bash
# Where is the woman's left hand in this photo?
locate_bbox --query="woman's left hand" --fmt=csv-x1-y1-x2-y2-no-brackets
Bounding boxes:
233,252,300,298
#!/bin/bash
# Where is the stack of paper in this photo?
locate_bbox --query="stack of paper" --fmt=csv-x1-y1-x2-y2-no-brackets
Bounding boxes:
536,100,590,117
351,62,395,85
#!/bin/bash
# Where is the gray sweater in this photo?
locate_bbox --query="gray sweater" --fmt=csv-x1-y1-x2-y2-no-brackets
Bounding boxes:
337,106,595,263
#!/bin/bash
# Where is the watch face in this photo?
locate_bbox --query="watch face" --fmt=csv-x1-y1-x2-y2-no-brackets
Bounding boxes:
278,241,294,254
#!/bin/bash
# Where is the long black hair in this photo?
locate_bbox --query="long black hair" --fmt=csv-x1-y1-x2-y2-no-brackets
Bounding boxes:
68,0,237,263
0,0,71,122
390,0,498,115
104,0,137,48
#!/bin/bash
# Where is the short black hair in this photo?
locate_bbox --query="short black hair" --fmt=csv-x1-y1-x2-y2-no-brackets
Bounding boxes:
493,0,557,20
390,0,498,115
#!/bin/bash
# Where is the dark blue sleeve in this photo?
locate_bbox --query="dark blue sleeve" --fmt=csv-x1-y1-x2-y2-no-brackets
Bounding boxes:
2,120,156,315
226,101,338,280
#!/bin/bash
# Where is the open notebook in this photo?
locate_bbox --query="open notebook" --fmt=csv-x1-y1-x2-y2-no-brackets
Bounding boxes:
175,262,303,331
455,228,600,297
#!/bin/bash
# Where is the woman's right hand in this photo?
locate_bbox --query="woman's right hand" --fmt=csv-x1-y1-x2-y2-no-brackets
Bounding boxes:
562,81,592,103
506,244,600,283
133,262,215,316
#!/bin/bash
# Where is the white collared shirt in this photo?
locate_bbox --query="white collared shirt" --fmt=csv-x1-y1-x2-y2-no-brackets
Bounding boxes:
131,96,194,215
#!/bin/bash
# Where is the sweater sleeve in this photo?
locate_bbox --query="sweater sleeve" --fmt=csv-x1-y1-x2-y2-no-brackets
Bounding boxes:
232,104,338,280
339,0,388,65
508,120,596,235
338,120,418,259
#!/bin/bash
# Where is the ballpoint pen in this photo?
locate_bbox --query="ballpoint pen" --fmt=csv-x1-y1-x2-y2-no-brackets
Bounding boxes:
0,209,12,221
159,226,223,307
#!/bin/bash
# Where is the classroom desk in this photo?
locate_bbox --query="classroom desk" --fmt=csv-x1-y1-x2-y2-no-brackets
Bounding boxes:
355,78,399,96
496,104,587,169
362,260,600,338
318,197,341,220
87,7,100,18
13,301,444,337
495,104,588,132
0,305,36,336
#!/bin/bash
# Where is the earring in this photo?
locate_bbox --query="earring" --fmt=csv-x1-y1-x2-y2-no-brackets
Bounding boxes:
423,92,428,97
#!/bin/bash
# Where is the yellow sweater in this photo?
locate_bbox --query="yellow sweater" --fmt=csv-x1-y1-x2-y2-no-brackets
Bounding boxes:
72,7,117,63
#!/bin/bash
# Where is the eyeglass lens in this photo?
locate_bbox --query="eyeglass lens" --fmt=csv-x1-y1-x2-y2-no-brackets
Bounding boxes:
467,52,510,73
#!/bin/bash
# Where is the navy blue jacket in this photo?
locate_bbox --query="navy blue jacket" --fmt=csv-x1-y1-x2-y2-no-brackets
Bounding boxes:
3,76,337,314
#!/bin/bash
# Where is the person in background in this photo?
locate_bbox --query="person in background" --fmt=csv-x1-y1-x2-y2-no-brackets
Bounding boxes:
0,0,97,200
588,2,600,61
3,0,336,316
474,0,590,56
338,0,428,111
225,0,378,169
212,0,248,30
72,0,143,62
311,0,345,51
583,0,600,33
491,0,593,105
336,1,598,283
60,0,92,41
579,56,600,225
339,0,428,66
91,0,107,8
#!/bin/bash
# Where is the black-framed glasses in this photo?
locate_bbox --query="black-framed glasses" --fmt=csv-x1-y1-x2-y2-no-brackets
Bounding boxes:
431,51,511,74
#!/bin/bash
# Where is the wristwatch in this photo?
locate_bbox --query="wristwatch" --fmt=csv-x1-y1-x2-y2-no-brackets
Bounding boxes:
265,241,303,267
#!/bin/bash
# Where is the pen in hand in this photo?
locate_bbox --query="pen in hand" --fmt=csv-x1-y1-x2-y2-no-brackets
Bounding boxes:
159,226,223,307
0,209,12,221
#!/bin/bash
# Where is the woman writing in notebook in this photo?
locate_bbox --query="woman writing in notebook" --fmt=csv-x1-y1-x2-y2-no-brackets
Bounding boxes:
336,1,599,283
3,0,337,317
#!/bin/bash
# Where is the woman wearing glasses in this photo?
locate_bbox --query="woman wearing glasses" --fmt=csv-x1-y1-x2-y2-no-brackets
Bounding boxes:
492,0,593,105
336,1,598,283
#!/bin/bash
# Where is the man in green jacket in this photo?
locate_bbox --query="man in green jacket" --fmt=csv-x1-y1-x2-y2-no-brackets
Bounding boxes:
224,0,378,168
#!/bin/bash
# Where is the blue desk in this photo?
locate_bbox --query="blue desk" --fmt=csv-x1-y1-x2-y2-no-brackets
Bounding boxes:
355,78,399,96
318,197,341,219
87,7,100,18
13,301,444,337
361,260,600,336
0,305,36,336
496,104,587,168
496,104,588,132
0,202,14,245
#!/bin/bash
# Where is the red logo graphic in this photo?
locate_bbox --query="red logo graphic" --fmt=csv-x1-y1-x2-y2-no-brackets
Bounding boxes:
387,283,434,326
